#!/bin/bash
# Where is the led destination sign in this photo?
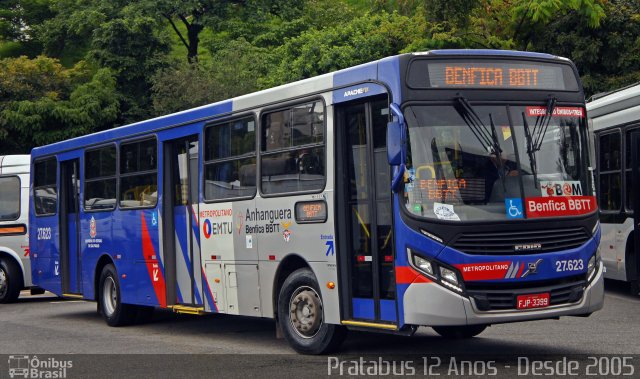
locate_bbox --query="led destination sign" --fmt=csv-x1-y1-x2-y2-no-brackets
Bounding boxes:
407,59,579,91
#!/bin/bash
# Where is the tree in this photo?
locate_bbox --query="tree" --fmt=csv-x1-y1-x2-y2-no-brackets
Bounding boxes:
135,0,238,63
36,1,170,123
0,0,54,58
260,11,424,87
0,56,119,153
532,0,640,96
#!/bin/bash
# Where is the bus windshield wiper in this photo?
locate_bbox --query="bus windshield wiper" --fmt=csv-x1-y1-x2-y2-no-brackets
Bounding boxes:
455,96,501,156
522,112,539,187
455,97,506,191
522,96,557,188
532,96,557,151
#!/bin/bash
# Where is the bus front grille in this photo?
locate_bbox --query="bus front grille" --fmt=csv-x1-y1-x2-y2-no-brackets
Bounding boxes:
450,227,591,255
465,276,586,311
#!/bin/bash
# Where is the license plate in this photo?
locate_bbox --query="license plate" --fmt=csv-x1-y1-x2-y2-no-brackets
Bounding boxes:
517,293,550,309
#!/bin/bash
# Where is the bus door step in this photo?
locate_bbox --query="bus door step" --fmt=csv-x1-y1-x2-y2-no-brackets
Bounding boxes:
341,320,398,331
170,305,205,315
61,293,84,299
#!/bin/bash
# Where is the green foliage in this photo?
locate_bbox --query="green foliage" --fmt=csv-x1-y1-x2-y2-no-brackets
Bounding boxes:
532,0,640,96
151,38,269,115
0,0,636,151
0,56,118,153
0,0,54,58
261,11,422,87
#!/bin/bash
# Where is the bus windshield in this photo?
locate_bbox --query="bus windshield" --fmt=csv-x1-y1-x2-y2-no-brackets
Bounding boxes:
402,103,591,222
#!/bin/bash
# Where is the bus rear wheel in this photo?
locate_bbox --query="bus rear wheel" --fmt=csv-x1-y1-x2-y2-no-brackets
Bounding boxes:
432,325,487,339
98,264,137,326
0,258,22,304
277,268,346,354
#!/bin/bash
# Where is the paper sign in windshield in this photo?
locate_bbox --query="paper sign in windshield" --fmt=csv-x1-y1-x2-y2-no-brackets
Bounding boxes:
526,106,584,118
526,196,596,218
433,202,460,221
540,181,583,197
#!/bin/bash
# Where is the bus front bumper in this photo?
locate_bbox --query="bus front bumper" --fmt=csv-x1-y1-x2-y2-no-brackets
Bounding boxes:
403,261,605,326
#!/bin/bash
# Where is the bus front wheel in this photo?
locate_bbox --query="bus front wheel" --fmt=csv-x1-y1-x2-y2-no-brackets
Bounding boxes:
277,268,347,354
0,258,22,303
98,264,137,326
432,325,487,339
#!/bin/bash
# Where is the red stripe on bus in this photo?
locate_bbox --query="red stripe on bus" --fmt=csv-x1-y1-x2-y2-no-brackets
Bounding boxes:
141,214,167,308
396,266,432,284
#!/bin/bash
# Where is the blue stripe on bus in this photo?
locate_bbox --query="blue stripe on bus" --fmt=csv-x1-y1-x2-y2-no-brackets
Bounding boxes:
379,299,397,323
32,100,233,157
352,298,375,320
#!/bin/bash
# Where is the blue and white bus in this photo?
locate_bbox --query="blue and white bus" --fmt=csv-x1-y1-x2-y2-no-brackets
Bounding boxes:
30,50,604,354
0,155,40,303
588,83,640,295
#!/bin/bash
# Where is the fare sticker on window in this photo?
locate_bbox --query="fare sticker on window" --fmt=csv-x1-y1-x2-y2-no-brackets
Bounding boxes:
540,181,583,197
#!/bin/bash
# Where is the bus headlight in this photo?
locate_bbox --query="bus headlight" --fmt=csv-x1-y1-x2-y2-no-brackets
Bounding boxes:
408,248,463,293
440,267,459,286
412,255,435,277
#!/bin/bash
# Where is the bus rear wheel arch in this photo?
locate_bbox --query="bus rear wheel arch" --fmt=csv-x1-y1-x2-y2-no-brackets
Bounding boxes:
0,255,23,304
277,268,347,354
98,264,137,326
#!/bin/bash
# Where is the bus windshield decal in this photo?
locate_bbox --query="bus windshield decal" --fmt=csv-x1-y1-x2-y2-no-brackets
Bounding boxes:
525,196,596,218
526,106,584,118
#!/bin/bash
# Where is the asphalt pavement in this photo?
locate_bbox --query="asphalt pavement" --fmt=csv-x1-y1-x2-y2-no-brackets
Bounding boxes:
0,280,638,378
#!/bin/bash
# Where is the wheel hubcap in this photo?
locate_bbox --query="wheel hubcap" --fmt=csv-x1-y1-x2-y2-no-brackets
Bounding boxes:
289,286,323,339
0,268,7,298
102,277,117,316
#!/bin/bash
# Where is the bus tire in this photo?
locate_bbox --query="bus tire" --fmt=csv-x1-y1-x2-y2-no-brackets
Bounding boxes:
432,325,487,339
98,264,137,326
0,258,22,303
277,268,346,354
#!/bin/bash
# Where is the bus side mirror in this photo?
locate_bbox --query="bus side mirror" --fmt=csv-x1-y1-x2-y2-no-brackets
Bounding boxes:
387,121,403,166
387,103,406,193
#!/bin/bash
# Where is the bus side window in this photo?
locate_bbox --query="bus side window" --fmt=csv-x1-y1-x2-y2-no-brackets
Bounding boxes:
260,101,325,195
598,131,621,211
0,176,20,220
34,158,58,216
119,139,158,208
84,145,117,211
204,116,257,201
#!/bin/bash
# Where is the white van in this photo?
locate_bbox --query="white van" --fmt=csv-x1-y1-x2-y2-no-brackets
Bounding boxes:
0,155,40,302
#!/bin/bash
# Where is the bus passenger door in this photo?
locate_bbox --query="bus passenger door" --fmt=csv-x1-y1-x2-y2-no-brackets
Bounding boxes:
336,98,397,325
163,136,204,308
60,159,82,295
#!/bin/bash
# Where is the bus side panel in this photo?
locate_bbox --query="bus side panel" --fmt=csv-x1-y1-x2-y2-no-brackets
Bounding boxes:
251,96,340,324
30,216,62,295
79,210,113,300
112,208,165,306
600,218,634,281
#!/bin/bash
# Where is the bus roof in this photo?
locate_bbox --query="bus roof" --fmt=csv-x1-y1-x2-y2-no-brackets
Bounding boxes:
587,82,640,119
31,49,570,158
0,155,30,175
